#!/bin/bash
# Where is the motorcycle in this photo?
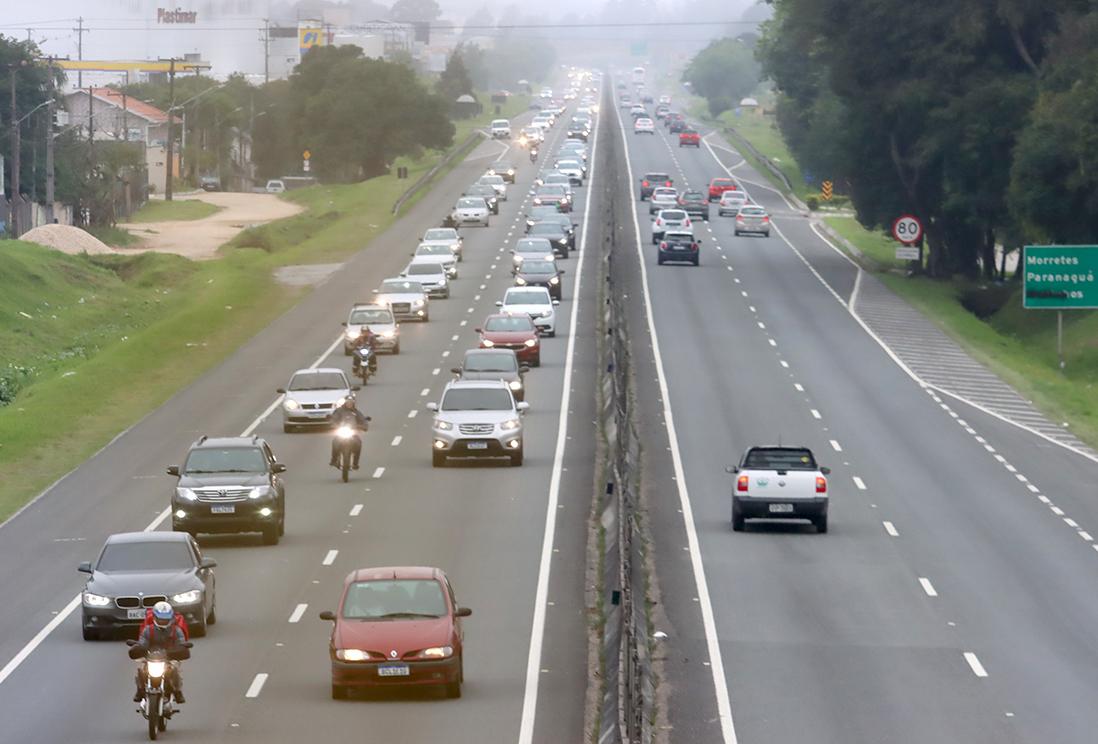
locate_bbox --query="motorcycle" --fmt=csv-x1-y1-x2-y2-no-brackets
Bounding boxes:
351,343,377,384
127,639,192,741
529,147,539,163
333,418,370,483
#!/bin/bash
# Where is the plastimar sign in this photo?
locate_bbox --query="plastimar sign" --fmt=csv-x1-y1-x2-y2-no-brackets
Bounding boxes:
1023,246,1098,309
157,7,198,23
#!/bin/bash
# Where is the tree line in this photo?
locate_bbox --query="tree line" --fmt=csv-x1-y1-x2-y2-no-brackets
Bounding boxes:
753,0,1098,278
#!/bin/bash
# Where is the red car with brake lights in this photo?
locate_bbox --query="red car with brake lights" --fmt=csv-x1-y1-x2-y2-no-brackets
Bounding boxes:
320,566,472,699
476,313,542,367
678,129,701,148
708,178,737,201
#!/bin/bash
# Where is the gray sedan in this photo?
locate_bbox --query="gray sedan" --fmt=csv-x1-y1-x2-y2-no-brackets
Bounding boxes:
452,348,530,402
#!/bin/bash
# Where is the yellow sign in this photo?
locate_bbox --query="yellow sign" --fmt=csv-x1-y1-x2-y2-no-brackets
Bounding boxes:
821,180,833,201
303,150,311,160
299,24,325,56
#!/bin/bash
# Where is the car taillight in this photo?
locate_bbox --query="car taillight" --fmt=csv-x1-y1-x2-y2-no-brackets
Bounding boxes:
691,243,698,251
736,216,745,223
762,216,770,223
642,180,649,187
665,180,672,187
736,475,749,492
816,476,827,493
659,242,667,249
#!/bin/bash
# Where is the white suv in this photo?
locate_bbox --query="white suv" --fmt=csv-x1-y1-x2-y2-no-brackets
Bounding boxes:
427,380,530,467
490,119,512,138
497,286,559,336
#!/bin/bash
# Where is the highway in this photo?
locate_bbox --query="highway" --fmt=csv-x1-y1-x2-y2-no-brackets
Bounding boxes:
0,87,604,743
611,83,1098,744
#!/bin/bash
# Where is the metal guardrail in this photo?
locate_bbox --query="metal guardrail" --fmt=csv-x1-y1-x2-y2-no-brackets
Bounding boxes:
390,130,486,216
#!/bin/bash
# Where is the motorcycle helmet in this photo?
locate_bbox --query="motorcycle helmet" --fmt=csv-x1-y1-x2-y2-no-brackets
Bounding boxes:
342,395,356,409
152,601,174,629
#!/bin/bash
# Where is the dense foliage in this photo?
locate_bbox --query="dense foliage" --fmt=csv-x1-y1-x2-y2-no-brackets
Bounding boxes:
682,37,761,117
755,0,1098,278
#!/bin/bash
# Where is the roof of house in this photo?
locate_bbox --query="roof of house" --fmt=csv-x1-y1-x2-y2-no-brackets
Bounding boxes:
67,88,173,123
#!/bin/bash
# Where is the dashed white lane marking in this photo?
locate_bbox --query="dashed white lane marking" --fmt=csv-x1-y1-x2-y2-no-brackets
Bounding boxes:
794,383,804,392
749,305,756,313
408,409,418,419
757,321,766,330
460,320,468,327
474,294,482,301
964,652,989,678
245,673,269,698
432,368,441,376
1065,518,1079,528
1081,531,1094,542
853,476,867,490
442,350,451,358
322,550,338,566
391,436,402,447
918,578,938,597
780,360,789,368
288,604,308,623
420,388,430,396
829,439,842,452
810,409,822,420
451,334,460,341
1051,506,1065,516
883,521,899,537
349,504,363,516
372,466,385,479
467,307,476,314
767,338,777,347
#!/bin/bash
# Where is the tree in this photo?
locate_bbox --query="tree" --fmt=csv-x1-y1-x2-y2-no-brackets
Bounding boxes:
390,0,441,23
683,38,760,116
437,49,474,105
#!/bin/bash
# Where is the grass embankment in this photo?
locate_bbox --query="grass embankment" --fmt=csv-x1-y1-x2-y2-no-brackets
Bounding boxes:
450,93,531,147
0,159,440,522
86,225,139,248
128,198,222,223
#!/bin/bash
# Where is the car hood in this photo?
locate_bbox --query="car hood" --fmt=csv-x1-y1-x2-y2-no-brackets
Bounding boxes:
436,409,517,425
484,330,538,343
178,472,268,489
377,292,425,304
335,616,453,656
502,303,554,317
516,272,556,284
87,569,200,598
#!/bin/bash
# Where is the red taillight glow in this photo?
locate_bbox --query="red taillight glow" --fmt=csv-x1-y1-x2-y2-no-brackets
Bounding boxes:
816,476,827,493
762,216,770,223
660,242,668,249
665,180,672,186
737,475,749,492
642,180,649,187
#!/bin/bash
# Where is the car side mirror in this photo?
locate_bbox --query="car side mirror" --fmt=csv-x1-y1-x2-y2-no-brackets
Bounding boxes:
200,557,217,569
166,465,180,477
474,328,482,333
725,465,739,474
77,561,93,574
517,401,531,413
352,385,362,391
365,416,372,422
820,466,831,475
272,463,287,474
319,610,336,622
450,367,462,374
455,607,473,618
519,365,530,374
495,301,503,307
276,388,286,394
552,299,560,306
559,269,566,274
426,402,439,412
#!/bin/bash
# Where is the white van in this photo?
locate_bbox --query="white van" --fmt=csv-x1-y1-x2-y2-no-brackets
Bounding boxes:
490,119,512,139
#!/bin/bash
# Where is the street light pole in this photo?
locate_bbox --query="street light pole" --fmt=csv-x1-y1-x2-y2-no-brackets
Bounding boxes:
10,67,21,237
165,58,177,201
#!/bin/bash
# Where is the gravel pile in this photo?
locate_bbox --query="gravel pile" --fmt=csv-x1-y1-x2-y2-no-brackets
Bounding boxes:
20,224,115,255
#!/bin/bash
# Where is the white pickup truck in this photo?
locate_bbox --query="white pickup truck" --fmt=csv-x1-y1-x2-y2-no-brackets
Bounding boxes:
728,446,830,533
490,119,512,139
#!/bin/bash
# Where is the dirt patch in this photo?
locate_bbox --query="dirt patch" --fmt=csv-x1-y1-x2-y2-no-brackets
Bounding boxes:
273,263,343,288
118,192,303,260
20,225,115,255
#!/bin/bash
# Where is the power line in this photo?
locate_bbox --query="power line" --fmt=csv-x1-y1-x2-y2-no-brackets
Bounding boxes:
1,19,756,32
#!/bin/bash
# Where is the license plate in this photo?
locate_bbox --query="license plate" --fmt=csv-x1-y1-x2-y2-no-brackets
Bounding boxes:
467,441,489,450
378,664,410,677
127,609,146,620
769,504,794,513
211,504,235,514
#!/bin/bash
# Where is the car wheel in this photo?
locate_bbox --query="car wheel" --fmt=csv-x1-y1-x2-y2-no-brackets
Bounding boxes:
443,289,451,299
532,355,541,368
191,618,207,638
510,449,524,467
432,451,446,468
207,602,217,625
657,255,665,265
732,500,745,531
422,312,430,322
693,257,700,266
764,231,771,238
734,230,741,237
262,524,280,546
82,625,101,641
331,684,349,700
393,342,401,355
816,512,829,534
547,329,556,338
278,508,286,536
445,679,462,699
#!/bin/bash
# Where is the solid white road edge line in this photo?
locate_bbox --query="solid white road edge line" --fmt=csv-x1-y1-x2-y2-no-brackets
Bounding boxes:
0,333,345,688
612,84,739,744
516,87,600,744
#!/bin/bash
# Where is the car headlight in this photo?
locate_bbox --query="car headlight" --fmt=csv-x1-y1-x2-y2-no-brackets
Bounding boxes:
336,649,369,662
380,330,396,338
434,419,453,431
283,399,300,411
509,380,523,390
412,299,424,307
499,418,521,431
171,590,202,605
248,485,272,500
416,646,453,659
482,338,495,347
176,487,198,502
515,276,527,285
83,592,111,607
524,338,538,347
344,328,360,340
549,276,560,285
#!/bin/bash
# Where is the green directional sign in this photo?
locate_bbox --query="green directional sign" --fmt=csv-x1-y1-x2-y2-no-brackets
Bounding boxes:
1023,245,1098,309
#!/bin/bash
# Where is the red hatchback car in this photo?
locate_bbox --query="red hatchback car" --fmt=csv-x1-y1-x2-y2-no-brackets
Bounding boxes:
678,129,701,147
476,314,541,367
320,566,472,699
708,177,738,201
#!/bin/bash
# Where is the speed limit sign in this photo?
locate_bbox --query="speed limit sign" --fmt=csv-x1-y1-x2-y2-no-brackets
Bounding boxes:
892,214,923,245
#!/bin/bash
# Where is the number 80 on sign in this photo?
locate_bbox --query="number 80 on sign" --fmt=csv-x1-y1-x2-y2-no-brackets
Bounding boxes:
892,214,923,245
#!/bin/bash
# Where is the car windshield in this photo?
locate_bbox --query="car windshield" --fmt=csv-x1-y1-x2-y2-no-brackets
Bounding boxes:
485,316,535,332
456,198,484,209
349,308,392,324
529,207,558,220
183,446,267,474
342,579,447,620
659,210,687,221
417,244,451,255
407,263,442,275
289,372,346,391
441,387,514,411
97,541,194,572
380,280,422,293
742,448,818,471
507,290,551,305
424,229,456,241
464,353,517,372
521,260,556,274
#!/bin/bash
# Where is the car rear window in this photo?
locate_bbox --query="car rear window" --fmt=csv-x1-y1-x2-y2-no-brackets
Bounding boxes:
659,210,687,221
742,448,818,470
740,207,766,216
342,579,447,619
464,352,517,372
644,173,671,182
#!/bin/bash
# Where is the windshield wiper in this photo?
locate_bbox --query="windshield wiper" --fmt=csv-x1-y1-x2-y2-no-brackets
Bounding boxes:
372,612,441,619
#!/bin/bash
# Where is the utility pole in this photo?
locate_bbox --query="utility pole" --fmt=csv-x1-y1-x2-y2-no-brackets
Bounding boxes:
263,19,270,84
45,58,55,223
165,58,177,201
74,17,86,88
10,67,21,237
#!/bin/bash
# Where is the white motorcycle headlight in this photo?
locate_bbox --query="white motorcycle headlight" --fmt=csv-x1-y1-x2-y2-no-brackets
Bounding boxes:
434,419,453,431
83,592,111,607
515,277,527,285
499,418,521,431
283,399,300,411
248,485,271,500
509,380,523,390
146,661,167,680
335,425,356,439
176,487,197,502
171,590,202,604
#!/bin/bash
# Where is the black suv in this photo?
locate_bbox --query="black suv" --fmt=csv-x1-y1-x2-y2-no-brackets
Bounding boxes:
168,436,287,545
678,190,710,221
639,172,673,201
658,230,701,266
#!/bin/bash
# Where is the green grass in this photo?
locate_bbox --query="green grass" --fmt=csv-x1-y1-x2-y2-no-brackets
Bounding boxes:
85,224,139,248
128,198,222,223
450,93,531,147
824,216,910,271
0,145,462,522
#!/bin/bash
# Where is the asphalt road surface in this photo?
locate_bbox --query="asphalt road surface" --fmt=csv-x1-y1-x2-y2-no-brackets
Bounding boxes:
0,88,604,744
612,83,1098,744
